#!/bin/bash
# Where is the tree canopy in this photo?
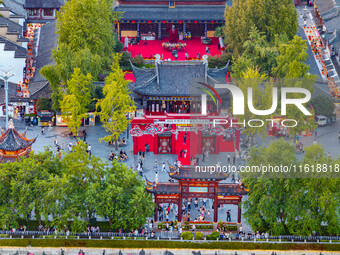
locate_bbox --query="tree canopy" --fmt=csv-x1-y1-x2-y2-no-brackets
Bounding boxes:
96,54,136,144
242,139,340,236
0,143,153,232
224,0,298,56
311,94,335,118
41,0,122,111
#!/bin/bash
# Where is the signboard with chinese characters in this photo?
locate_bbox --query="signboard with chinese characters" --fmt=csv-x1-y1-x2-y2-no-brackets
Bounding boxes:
189,187,208,193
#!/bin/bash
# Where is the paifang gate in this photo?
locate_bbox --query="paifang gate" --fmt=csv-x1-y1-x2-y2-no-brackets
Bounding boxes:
146,163,248,223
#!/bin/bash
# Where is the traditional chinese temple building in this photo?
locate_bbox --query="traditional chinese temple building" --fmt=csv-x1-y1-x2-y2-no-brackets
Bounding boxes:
25,0,64,22
114,0,231,39
129,58,238,165
146,163,248,222
0,120,36,162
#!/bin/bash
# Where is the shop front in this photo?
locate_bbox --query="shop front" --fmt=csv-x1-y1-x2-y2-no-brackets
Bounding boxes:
37,111,55,126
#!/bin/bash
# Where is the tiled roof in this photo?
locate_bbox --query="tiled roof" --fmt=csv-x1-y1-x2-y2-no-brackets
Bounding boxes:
24,0,64,9
168,163,229,181
0,80,17,104
217,183,248,196
114,5,226,21
130,60,229,96
0,35,27,58
0,16,22,33
314,0,335,15
0,128,36,151
1,0,26,16
29,20,57,97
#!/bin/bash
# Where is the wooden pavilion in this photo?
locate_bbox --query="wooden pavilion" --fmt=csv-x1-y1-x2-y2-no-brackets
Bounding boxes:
0,120,36,162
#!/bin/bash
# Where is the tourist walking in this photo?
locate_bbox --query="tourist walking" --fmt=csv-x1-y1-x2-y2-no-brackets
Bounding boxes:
154,161,158,171
226,210,231,222
162,162,167,172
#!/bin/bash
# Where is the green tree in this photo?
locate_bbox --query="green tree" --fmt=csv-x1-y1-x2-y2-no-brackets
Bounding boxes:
235,67,274,146
224,0,298,56
275,35,311,79
41,0,122,110
311,95,335,118
36,98,52,111
10,150,62,225
213,25,225,38
88,160,154,229
56,0,120,69
0,161,20,228
40,65,62,111
60,68,93,134
232,26,279,77
242,140,340,236
96,54,136,146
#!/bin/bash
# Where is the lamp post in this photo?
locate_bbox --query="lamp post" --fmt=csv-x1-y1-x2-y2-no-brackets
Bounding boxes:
0,68,15,130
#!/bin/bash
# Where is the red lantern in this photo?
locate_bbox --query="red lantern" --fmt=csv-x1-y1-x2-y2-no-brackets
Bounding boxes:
162,20,166,24
178,20,183,24
147,20,151,24
211,21,215,24
131,20,135,24
115,20,119,24
194,20,198,24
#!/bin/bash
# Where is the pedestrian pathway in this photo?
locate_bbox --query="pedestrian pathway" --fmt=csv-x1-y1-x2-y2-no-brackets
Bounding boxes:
300,8,340,98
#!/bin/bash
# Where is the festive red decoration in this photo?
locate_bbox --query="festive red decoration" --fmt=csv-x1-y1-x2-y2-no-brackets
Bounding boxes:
178,20,183,24
115,20,119,24
131,20,135,24
210,21,215,24
194,20,198,24
147,20,151,24
162,20,166,24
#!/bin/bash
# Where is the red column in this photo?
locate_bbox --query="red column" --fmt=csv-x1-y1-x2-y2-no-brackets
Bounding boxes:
237,197,242,223
213,193,218,222
133,135,138,154
40,8,42,19
178,183,182,222
213,183,219,222
154,134,158,154
155,197,158,222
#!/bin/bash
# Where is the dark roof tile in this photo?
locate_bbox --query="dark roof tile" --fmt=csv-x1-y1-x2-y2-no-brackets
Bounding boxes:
115,5,226,21
29,20,58,96
130,60,229,96
25,0,64,9
0,16,22,34
0,128,36,151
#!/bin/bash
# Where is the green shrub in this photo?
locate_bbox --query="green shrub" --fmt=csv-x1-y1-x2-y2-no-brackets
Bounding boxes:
36,98,52,111
131,55,144,67
218,220,224,229
114,35,124,53
195,232,203,240
206,231,220,240
0,239,339,251
180,231,193,240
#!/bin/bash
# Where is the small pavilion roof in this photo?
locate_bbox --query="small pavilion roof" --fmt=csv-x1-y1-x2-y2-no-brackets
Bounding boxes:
0,124,36,151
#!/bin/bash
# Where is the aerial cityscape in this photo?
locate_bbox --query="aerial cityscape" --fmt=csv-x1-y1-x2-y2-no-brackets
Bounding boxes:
0,0,340,254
